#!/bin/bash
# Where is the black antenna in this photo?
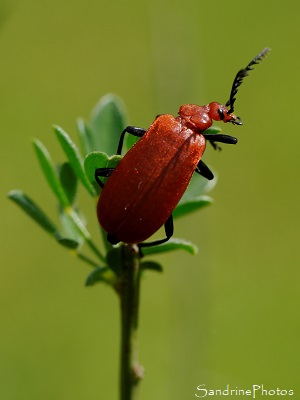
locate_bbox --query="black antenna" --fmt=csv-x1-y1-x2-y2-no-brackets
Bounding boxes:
226,48,271,114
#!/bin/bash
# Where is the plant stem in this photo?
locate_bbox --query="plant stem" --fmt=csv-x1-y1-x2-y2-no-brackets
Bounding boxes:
76,252,100,268
119,244,144,400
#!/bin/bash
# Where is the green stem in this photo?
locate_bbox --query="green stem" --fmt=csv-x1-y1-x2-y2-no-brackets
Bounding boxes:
76,252,101,268
119,245,144,400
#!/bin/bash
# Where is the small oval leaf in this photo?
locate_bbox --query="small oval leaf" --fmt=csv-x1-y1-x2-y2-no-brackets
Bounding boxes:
33,139,70,207
90,94,128,155
55,234,80,249
58,162,78,205
8,190,58,234
180,172,217,203
141,261,163,273
84,151,122,186
141,238,198,256
85,266,114,286
203,126,222,135
58,206,84,245
77,118,95,155
173,195,213,219
54,125,96,196
125,134,140,153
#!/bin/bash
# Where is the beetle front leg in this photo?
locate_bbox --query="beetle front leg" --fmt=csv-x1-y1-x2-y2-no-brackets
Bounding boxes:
117,126,146,155
95,167,115,189
203,133,238,151
138,214,174,249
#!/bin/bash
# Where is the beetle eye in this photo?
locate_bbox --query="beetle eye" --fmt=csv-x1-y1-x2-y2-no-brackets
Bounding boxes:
218,108,224,120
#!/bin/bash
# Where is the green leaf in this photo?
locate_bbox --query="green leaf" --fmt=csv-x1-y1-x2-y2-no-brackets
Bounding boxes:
8,191,81,250
203,126,222,135
84,151,122,186
90,93,127,155
58,162,77,205
141,261,163,273
33,139,70,207
8,190,58,234
77,118,95,155
55,235,80,249
180,172,217,204
125,133,140,153
85,266,114,286
173,195,213,219
58,206,84,245
141,238,198,256
54,125,96,197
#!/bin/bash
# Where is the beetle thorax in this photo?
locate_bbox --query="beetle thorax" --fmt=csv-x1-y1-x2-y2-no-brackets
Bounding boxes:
179,104,212,132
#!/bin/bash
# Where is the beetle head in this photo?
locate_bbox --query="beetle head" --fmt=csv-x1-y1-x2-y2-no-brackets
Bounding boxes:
208,102,243,126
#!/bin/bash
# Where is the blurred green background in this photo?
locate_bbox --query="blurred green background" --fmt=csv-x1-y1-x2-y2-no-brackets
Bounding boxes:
1,0,299,399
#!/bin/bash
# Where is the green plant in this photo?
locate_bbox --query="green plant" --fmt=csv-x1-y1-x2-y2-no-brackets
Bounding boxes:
8,93,217,400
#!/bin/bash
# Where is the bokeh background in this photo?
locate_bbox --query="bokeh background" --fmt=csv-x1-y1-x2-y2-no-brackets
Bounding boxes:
1,0,299,399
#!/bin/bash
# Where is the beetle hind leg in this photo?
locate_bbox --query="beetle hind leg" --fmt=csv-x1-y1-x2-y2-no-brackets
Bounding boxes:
138,214,174,250
105,215,174,255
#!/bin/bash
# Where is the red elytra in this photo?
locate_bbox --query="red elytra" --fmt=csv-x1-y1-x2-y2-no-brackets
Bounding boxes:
98,103,232,244
96,48,270,247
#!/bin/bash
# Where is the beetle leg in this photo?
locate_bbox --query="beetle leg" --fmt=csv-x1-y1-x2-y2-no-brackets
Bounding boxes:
196,160,214,180
138,214,174,250
95,167,115,188
203,133,238,149
208,141,222,151
107,232,120,245
117,126,146,155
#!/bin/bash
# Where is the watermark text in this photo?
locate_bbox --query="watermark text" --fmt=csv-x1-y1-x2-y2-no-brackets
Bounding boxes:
195,384,294,398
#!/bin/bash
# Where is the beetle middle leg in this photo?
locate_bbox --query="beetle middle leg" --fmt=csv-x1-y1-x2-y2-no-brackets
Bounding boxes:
138,214,174,249
117,126,146,155
196,160,214,180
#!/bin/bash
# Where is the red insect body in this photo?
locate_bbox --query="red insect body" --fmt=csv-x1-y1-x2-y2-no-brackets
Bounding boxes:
97,103,227,244
96,48,270,246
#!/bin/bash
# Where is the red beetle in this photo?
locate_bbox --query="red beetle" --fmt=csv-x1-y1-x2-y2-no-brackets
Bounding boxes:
95,48,270,248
